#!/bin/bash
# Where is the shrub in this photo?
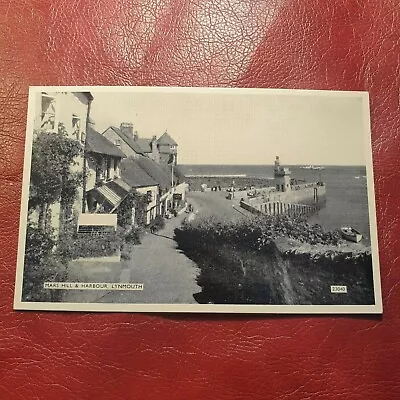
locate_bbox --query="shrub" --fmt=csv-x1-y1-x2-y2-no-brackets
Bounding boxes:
29,126,83,231
22,223,66,302
24,223,55,266
117,190,148,228
150,215,165,232
58,230,121,260
124,227,143,245
175,216,373,304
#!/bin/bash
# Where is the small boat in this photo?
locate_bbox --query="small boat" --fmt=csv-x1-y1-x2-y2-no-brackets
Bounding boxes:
300,165,324,170
341,226,363,243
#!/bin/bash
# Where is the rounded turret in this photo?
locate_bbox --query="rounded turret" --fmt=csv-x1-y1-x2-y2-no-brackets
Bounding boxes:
273,156,291,192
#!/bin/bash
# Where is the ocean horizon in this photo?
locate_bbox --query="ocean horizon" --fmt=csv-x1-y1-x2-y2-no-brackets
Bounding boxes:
181,164,371,243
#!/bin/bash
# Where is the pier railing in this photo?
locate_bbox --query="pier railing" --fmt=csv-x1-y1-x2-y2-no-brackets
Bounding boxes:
240,199,320,218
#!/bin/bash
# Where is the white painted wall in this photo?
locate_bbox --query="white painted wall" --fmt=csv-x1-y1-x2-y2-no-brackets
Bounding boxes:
136,185,159,225
31,91,91,234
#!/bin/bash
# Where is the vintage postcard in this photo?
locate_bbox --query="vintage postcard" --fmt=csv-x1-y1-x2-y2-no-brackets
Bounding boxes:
14,86,382,313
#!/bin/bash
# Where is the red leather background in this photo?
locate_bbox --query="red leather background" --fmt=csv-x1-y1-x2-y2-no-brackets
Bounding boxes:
1,1,399,399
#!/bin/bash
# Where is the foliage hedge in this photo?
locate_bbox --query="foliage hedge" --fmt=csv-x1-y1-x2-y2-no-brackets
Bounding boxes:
177,214,342,255
174,215,372,305
150,215,165,232
61,232,121,260
22,223,66,302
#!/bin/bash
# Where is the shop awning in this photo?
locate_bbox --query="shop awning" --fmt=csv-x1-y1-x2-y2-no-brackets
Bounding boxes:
87,179,130,212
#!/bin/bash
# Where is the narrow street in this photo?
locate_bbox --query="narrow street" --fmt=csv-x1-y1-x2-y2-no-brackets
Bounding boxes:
98,209,201,304
64,190,250,305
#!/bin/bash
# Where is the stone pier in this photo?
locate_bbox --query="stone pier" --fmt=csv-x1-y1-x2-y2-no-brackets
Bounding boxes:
240,199,319,218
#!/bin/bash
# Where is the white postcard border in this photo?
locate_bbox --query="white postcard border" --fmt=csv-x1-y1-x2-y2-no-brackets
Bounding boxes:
13,86,383,314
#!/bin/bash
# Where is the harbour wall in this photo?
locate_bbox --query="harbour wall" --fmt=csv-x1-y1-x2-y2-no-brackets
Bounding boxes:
241,199,320,217
248,184,326,205
240,183,326,218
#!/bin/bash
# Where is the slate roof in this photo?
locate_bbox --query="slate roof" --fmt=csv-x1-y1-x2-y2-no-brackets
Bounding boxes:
135,138,152,153
157,131,177,146
173,165,186,182
86,126,126,158
107,126,145,155
120,157,159,188
112,178,132,193
107,179,132,198
158,164,186,184
135,155,172,191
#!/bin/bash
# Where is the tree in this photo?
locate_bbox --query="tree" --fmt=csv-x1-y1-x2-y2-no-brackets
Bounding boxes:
23,124,84,302
29,123,83,232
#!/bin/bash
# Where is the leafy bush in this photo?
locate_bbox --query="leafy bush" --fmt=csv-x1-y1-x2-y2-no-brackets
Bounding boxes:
150,215,165,232
179,214,342,252
117,190,147,228
124,227,143,245
22,223,66,302
174,215,372,305
24,223,55,266
58,230,121,260
29,126,83,230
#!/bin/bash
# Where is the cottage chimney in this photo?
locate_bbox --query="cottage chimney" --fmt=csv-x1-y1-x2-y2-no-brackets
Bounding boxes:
151,135,160,163
120,122,134,137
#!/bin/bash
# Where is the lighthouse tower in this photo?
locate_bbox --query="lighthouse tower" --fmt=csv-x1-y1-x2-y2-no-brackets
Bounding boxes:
274,156,291,192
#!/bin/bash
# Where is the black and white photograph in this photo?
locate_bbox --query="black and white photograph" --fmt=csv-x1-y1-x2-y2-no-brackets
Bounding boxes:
14,86,382,313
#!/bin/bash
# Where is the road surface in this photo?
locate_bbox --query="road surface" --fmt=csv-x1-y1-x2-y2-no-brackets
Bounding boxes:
186,190,252,222
64,190,248,304
97,210,201,304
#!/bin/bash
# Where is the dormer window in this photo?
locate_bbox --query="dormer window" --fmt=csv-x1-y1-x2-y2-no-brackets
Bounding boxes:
41,94,56,130
115,139,121,147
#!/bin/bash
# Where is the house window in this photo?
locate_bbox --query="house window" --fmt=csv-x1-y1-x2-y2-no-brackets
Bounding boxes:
114,158,120,178
95,155,105,183
96,165,104,183
72,114,81,140
106,157,112,180
115,139,121,147
41,94,56,130
146,190,153,204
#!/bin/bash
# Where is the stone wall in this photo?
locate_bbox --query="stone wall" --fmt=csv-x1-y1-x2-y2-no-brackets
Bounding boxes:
248,183,326,207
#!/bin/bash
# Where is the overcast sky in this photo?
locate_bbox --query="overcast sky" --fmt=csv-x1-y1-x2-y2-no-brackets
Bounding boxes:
89,88,369,166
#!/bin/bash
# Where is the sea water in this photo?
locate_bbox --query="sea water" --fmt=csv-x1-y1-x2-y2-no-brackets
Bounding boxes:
180,165,372,242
